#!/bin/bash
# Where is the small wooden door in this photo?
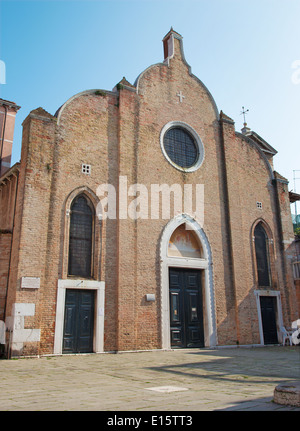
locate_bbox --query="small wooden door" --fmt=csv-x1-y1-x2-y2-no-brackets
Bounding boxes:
169,268,204,348
260,296,278,345
63,289,95,353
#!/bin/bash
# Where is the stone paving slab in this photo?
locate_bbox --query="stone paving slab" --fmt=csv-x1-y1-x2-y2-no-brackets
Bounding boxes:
0,346,299,411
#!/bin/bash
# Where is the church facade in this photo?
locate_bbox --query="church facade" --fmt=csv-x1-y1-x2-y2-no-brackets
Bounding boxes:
0,29,299,357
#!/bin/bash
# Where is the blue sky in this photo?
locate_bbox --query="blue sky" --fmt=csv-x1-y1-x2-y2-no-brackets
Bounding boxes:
1,0,300,210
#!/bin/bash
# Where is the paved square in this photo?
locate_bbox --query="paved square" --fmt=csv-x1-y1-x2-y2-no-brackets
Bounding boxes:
0,346,299,411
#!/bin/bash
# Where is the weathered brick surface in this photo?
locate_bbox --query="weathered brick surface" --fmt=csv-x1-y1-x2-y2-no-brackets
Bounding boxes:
0,233,12,319
0,168,19,321
1,30,298,356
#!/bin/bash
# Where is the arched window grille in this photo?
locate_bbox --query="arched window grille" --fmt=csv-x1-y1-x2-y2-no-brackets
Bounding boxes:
68,195,93,277
254,223,271,287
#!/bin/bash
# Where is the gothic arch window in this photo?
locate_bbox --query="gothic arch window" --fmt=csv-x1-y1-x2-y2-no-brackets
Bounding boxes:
254,222,271,287
68,194,94,278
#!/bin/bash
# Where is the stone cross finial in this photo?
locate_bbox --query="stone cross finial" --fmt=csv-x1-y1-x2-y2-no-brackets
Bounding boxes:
177,91,185,103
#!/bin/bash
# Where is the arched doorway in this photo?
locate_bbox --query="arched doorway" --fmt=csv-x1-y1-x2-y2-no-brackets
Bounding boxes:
160,215,217,349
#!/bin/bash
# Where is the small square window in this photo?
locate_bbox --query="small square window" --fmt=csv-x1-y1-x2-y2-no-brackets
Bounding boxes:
82,164,91,175
256,202,262,209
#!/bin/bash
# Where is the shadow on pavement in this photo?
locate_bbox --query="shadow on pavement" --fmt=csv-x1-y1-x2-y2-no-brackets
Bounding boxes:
144,347,299,385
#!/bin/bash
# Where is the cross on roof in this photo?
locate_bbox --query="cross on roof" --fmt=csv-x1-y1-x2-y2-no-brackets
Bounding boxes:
241,106,249,125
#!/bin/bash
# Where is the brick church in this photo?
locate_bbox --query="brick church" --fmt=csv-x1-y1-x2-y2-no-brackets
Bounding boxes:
0,29,299,357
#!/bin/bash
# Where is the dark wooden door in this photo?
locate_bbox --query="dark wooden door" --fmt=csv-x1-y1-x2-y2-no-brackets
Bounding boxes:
169,268,204,348
260,296,278,344
63,289,95,353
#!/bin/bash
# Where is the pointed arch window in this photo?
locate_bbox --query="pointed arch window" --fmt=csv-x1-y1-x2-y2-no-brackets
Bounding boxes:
254,223,271,287
68,195,93,278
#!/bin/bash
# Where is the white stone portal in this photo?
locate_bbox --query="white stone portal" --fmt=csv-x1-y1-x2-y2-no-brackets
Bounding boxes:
54,279,105,354
160,214,217,350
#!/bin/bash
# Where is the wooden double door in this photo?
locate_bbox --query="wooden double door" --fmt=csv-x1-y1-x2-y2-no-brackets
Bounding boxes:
63,289,95,353
169,268,204,348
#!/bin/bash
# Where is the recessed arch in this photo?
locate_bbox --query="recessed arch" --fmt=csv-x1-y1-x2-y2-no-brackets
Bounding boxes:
61,186,102,280
250,218,276,289
64,185,100,214
68,194,94,278
168,223,203,258
160,214,217,349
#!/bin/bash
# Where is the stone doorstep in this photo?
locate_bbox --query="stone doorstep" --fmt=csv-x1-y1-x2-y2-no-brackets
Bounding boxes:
273,381,300,407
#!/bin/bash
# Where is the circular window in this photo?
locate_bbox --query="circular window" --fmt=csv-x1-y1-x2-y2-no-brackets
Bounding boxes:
160,122,204,172
164,127,198,168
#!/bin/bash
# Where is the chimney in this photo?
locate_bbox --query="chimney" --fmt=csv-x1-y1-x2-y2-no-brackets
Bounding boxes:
0,99,20,177
162,27,183,62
